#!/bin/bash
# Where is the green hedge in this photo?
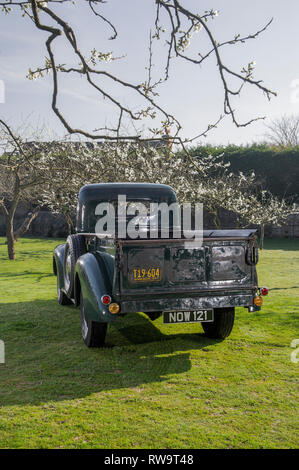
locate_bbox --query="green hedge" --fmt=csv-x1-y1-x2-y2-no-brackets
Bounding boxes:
187,144,299,202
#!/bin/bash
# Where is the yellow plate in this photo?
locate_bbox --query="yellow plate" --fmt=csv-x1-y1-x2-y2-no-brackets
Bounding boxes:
132,267,161,282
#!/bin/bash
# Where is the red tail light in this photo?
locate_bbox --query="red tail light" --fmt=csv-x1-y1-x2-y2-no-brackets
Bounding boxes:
101,295,111,305
260,287,268,296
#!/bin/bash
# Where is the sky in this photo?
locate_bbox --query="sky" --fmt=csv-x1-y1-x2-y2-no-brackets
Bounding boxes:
0,0,299,146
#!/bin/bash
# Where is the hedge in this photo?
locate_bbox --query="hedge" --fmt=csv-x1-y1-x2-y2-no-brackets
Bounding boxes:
186,144,299,202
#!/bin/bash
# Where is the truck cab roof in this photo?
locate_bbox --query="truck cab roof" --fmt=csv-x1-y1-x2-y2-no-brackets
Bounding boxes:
78,183,177,203
76,183,177,234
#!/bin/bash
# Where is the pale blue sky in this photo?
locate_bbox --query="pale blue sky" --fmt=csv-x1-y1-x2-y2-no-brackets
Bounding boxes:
0,0,298,145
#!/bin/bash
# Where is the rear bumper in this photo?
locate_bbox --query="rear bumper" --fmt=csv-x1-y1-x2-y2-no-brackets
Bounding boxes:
120,292,254,313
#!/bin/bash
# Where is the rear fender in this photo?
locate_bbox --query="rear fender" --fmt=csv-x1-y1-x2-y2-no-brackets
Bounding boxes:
74,252,118,323
53,244,66,291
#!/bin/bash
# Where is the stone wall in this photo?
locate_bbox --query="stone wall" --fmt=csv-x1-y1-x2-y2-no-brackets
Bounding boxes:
0,203,69,238
265,212,299,238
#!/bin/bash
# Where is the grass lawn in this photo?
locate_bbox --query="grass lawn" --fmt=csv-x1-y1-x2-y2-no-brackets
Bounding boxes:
0,237,298,449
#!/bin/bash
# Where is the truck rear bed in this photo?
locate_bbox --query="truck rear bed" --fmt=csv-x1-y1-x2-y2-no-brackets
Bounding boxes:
113,230,258,313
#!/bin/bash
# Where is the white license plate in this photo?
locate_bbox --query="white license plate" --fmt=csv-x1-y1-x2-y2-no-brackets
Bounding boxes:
163,309,214,324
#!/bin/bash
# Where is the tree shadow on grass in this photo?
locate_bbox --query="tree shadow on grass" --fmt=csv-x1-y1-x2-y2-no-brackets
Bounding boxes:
0,271,48,278
263,238,299,251
269,286,299,291
0,300,220,406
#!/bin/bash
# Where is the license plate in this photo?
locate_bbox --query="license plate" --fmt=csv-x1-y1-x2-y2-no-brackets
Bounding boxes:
163,309,214,324
132,267,161,282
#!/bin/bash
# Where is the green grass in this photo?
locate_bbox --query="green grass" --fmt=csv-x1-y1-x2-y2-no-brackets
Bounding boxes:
0,237,298,449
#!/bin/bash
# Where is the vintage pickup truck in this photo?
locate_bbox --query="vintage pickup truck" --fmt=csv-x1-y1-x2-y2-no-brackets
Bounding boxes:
53,183,267,347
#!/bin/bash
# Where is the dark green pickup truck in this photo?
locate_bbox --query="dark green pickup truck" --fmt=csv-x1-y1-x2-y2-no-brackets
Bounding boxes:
53,183,267,347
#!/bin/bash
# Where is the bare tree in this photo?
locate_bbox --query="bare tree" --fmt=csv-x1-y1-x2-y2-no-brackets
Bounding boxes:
0,120,41,259
0,119,83,259
0,0,276,145
264,114,299,148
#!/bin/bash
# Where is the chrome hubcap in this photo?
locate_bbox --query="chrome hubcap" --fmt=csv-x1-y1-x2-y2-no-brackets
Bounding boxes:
65,251,72,285
81,304,88,340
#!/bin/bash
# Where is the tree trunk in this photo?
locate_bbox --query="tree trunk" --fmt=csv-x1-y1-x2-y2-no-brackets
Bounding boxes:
259,223,265,250
6,215,16,260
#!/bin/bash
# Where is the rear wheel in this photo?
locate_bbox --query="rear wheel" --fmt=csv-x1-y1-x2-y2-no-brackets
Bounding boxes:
64,235,86,298
80,292,107,347
201,307,235,339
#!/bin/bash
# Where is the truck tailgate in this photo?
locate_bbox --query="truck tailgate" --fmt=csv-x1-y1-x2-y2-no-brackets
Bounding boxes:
115,230,257,299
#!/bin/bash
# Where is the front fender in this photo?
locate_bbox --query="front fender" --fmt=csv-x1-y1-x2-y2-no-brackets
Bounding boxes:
75,252,118,323
53,243,66,291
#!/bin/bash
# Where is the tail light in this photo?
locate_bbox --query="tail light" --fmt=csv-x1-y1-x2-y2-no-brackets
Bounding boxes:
253,295,263,307
109,303,120,314
101,295,111,305
260,287,269,296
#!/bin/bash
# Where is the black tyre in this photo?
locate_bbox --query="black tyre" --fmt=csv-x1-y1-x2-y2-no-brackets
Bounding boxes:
147,312,162,321
80,292,107,347
64,235,86,298
201,307,235,339
57,276,72,305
